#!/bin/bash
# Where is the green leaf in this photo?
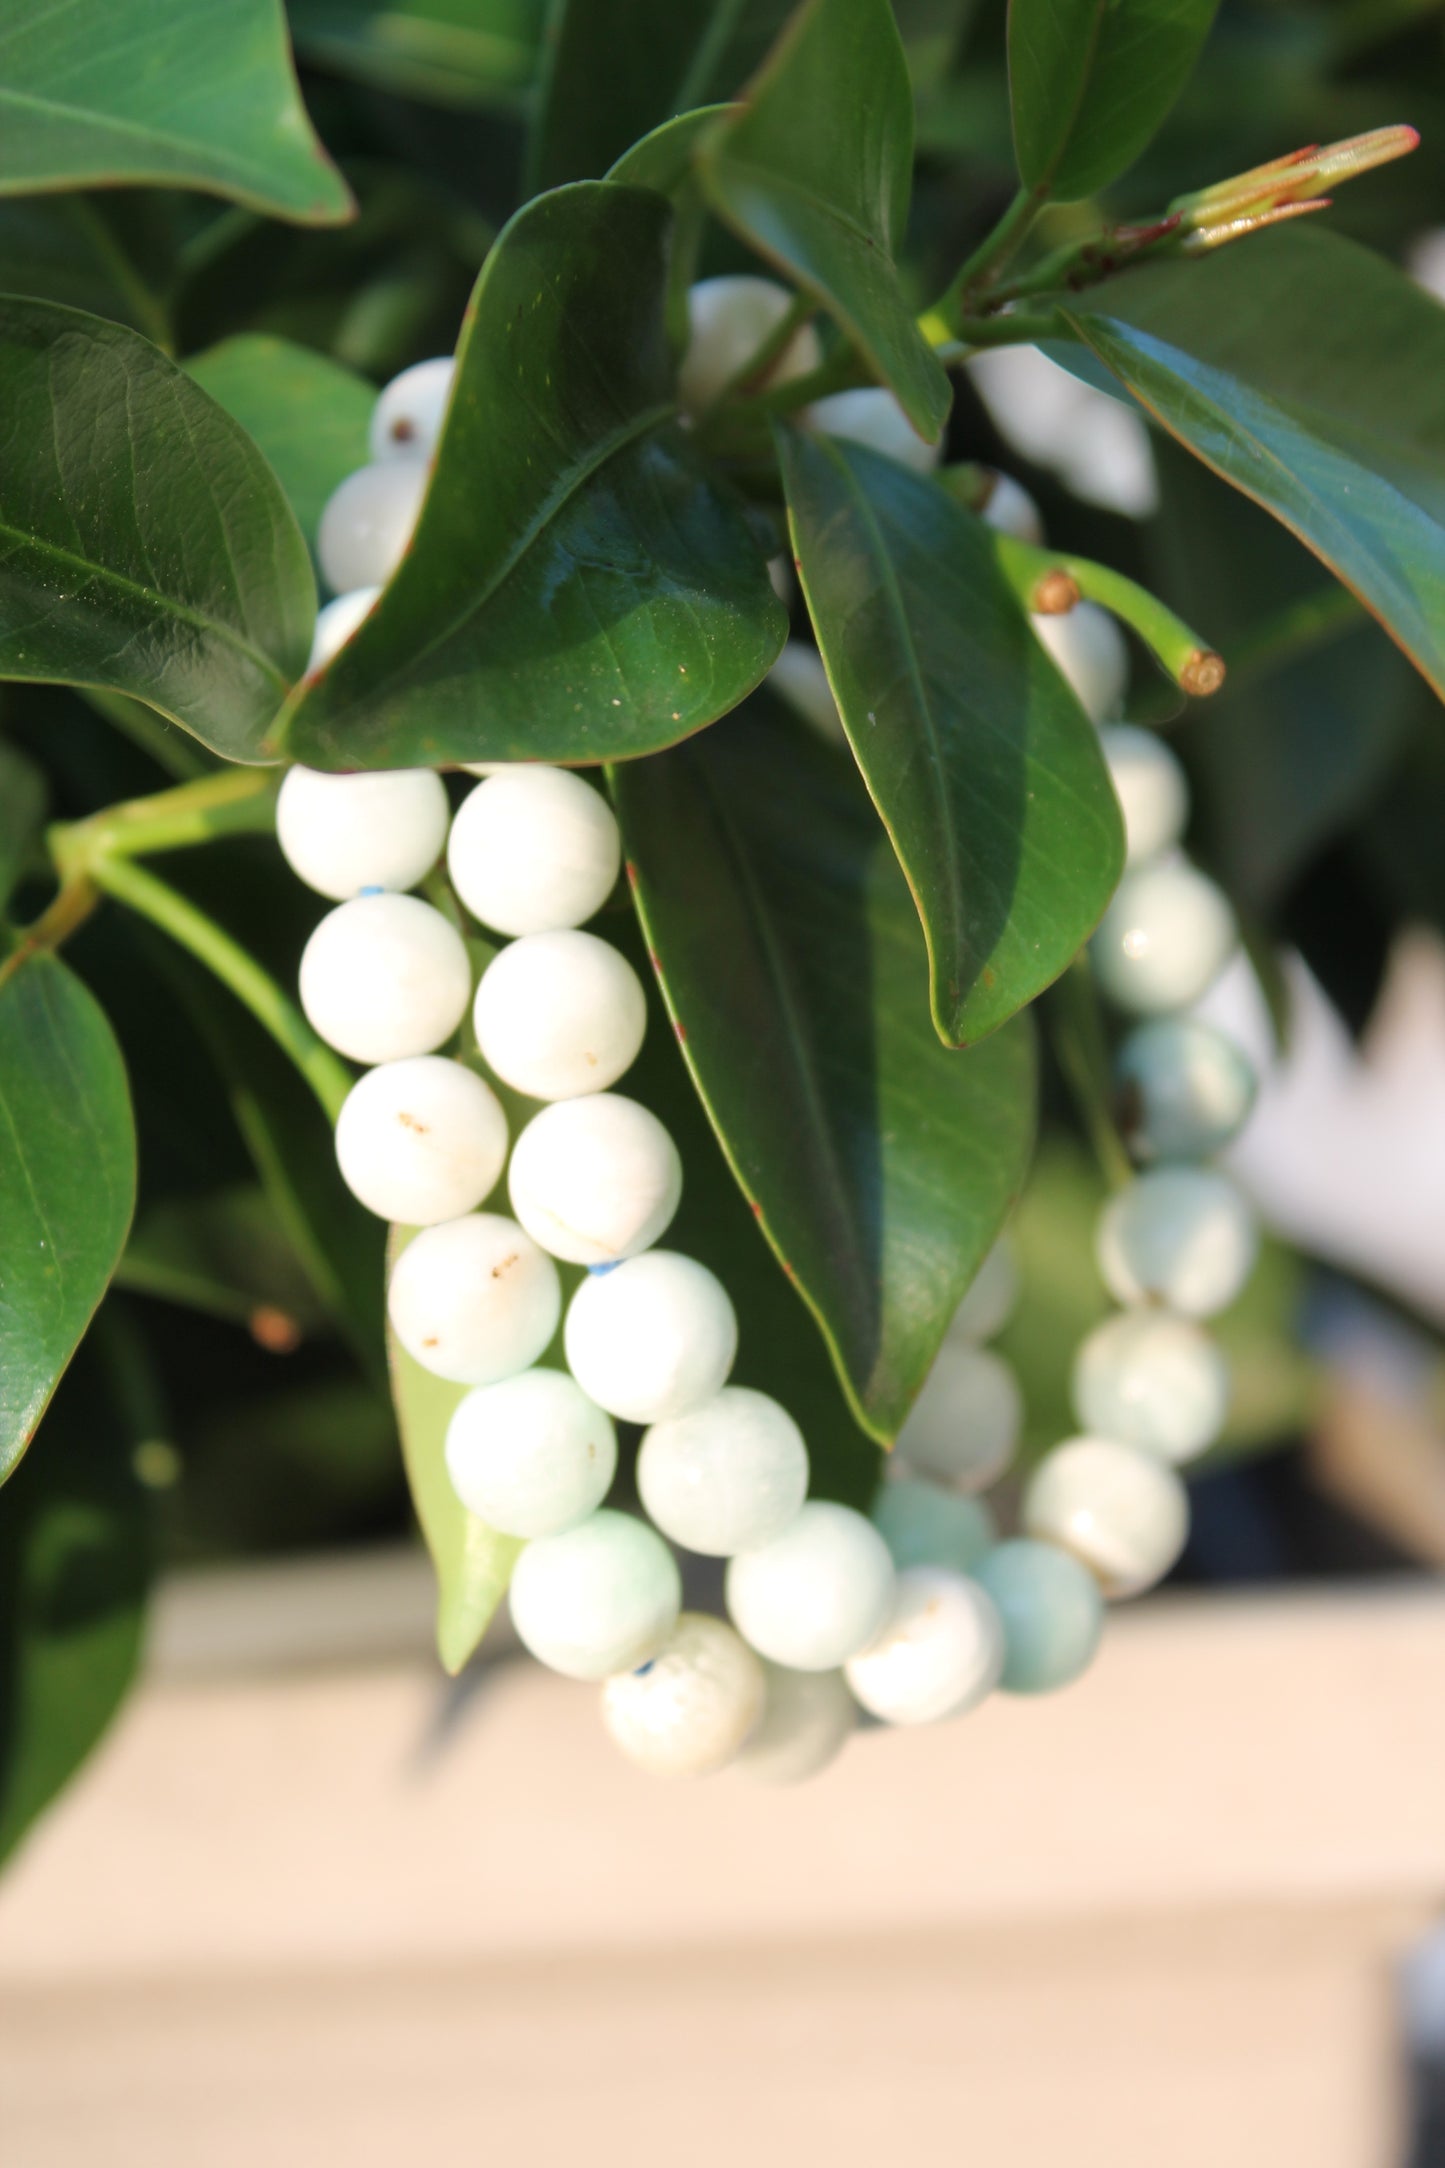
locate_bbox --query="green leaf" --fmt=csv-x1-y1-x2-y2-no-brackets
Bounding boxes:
1008,0,1220,202
276,182,785,770
0,743,47,911
608,109,726,357
530,0,791,191
613,695,1038,1440
118,1181,335,1337
778,430,1124,1044
0,0,351,222
0,195,176,345
387,1227,522,1674
0,298,315,759
289,0,546,110
1063,227,1445,702
0,1320,151,1866
187,334,376,573
0,953,136,1484
698,0,951,442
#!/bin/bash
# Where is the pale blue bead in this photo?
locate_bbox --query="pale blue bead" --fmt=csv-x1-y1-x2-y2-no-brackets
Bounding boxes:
974,1539,1103,1694
871,1475,996,1575
1115,1018,1256,1163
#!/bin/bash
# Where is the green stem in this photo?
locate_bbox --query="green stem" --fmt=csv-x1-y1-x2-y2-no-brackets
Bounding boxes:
1224,584,1364,689
0,875,100,994
50,768,279,881
992,536,1226,695
89,854,351,1124
954,308,1063,349
933,186,1043,326
709,292,818,409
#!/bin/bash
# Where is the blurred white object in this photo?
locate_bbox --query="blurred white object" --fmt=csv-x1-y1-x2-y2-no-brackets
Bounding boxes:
1408,228,1445,302
768,642,846,746
968,345,1159,517
1195,932,1445,1326
1033,602,1130,723
807,387,941,474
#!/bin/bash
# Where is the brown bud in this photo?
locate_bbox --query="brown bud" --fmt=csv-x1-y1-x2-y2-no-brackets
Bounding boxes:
1180,649,1227,697
250,1305,302,1354
1032,570,1080,615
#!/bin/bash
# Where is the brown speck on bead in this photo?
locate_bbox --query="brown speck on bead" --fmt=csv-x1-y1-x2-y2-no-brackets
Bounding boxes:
398,1111,429,1133
491,1252,520,1279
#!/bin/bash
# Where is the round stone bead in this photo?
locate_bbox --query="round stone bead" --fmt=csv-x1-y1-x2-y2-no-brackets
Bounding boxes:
726,1501,895,1671
508,1093,682,1266
317,461,427,593
601,1614,765,1779
276,763,449,901
386,1213,561,1385
638,1386,809,1557
1098,723,1189,868
844,1567,1004,1726
974,1538,1104,1693
299,893,471,1064
369,356,455,462
509,1509,681,1680
894,1342,1022,1492
1023,1436,1189,1599
871,1474,996,1575
1096,1165,1258,1318
447,768,620,936
1115,1017,1257,1163
734,1663,855,1785
1032,602,1129,723
445,1367,615,1538
473,930,646,1101
678,275,823,413
807,387,940,473
307,586,381,673
978,470,1044,544
563,1250,737,1424
334,1055,508,1225
1071,1309,1229,1462
949,1237,1019,1343
1091,858,1237,1016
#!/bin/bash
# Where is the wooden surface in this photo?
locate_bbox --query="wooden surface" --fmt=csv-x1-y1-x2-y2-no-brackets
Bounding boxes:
2,1559,1441,2165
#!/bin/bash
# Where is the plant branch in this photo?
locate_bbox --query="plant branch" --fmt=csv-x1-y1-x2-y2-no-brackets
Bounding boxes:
932,186,1043,327
0,876,100,994
50,768,279,881
992,536,1225,696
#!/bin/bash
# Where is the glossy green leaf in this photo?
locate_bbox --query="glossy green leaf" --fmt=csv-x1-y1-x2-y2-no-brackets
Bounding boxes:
779,431,1124,1044
608,109,726,357
276,183,785,770
0,299,315,759
0,1320,151,1866
1064,227,1445,701
613,696,1038,1440
0,0,350,222
699,0,951,442
187,334,376,571
530,0,791,190
0,743,47,910
0,195,176,345
0,953,136,1484
1008,0,1220,202
387,1226,522,1674
289,0,546,110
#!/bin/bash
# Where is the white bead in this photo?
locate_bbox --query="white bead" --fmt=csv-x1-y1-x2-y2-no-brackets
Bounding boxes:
317,461,427,593
473,930,646,1101
307,586,381,672
444,1367,615,1537
726,1501,895,1671
1071,1309,1229,1463
387,1213,560,1385
1115,1017,1257,1163
601,1614,764,1778
974,1539,1104,1694
948,1236,1019,1343
334,1055,507,1225
508,1093,681,1265
447,768,620,936
509,1509,681,1679
807,387,940,473
1032,602,1129,723
767,554,793,605
871,1473,995,1575
369,356,455,462
563,1250,737,1423
1096,1165,1258,1318
678,276,822,413
299,892,471,1064
1092,857,1237,1015
894,1342,1022,1492
734,1662,855,1785
1099,724,1189,868
845,1566,1003,1726
978,470,1044,544
767,642,846,747
1023,1435,1189,1598
638,1386,809,1556
276,764,449,901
